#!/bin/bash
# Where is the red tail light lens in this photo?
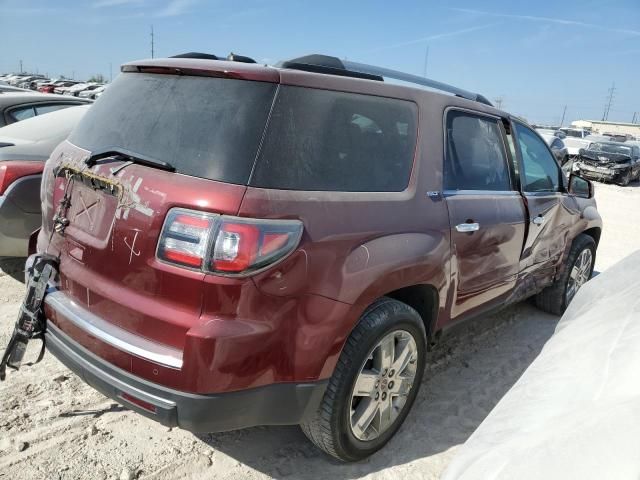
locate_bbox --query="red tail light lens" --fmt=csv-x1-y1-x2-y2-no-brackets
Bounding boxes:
157,208,303,276
157,209,217,268
0,161,44,195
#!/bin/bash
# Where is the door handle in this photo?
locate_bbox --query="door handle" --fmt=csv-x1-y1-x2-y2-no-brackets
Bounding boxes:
456,222,480,233
532,215,545,226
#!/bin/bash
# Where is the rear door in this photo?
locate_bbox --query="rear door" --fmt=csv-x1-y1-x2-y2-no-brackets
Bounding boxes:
444,109,526,319
511,121,573,274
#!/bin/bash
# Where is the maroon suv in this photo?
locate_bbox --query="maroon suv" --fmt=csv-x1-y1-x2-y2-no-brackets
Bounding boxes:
31,54,601,461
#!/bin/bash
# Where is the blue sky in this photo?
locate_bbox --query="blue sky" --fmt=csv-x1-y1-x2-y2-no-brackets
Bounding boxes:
1,0,639,125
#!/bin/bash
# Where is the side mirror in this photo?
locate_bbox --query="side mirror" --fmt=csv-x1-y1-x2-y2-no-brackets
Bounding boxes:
568,174,593,199
578,148,586,156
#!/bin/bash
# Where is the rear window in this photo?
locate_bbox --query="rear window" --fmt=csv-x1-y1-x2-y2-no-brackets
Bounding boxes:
250,86,418,192
69,73,277,185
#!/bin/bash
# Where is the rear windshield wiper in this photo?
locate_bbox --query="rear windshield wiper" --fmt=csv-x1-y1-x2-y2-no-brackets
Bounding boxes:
84,147,175,172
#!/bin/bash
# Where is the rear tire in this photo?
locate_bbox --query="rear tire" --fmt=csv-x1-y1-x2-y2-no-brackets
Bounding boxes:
535,234,596,315
300,298,426,462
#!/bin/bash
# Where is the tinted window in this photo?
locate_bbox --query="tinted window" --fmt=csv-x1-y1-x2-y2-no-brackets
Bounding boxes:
444,111,511,191
35,104,72,116
10,106,36,121
69,73,277,185
250,86,417,192
514,123,561,192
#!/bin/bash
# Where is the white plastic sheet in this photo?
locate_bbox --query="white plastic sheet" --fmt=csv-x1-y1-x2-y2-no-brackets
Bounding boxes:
442,251,640,480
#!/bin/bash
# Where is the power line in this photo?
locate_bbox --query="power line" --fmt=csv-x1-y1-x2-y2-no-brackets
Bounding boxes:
602,82,616,121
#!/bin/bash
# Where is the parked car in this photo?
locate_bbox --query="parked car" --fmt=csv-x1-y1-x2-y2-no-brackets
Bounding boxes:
53,82,82,95
538,131,569,165
33,54,602,462
0,105,90,256
442,252,640,480
37,80,76,94
560,127,590,139
78,85,106,99
0,92,90,127
574,141,640,185
64,83,103,97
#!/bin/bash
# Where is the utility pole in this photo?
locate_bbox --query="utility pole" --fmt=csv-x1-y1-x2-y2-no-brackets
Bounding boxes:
494,96,504,110
602,82,616,121
632,112,638,124
560,105,567,127
150,25,155,58
109,62,113,82
19,59,23,73
423,46,430,77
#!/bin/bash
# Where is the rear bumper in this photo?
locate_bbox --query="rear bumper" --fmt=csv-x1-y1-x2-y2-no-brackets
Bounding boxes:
46,321,328,432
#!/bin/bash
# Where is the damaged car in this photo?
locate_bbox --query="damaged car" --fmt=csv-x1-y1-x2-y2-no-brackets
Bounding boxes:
3,53,602,462
574,142,640,186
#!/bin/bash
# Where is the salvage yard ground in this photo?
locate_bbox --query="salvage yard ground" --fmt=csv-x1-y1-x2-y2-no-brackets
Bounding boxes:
1,181,638,480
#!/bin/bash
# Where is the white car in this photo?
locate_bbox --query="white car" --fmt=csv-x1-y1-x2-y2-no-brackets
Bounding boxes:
78,84,106,99
65,83,103,97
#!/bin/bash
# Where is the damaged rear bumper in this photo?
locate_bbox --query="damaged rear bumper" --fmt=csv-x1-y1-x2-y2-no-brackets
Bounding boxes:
46,321,327,432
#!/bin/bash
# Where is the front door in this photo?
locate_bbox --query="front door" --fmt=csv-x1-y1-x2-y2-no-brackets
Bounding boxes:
444,109,526,319
511,121,573,273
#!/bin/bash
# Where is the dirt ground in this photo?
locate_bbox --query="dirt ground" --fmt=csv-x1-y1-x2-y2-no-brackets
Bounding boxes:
0,181,638,480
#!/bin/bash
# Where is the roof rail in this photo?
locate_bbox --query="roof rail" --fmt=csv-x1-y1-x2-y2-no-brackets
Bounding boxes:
279,54,493,106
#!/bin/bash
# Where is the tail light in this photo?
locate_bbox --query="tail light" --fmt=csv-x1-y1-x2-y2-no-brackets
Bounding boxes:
0,161,44,195
157,208,303,276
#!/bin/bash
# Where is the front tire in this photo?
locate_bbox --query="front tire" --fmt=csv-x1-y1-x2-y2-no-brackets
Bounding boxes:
618,171,632,186
301,298,426,462
536,234,596,315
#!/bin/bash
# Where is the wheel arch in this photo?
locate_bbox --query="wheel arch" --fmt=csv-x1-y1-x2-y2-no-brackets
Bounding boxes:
582,226,601,248
384,284,439,338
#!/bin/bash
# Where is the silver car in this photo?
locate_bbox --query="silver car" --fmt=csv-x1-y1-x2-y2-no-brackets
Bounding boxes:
0,105,89,256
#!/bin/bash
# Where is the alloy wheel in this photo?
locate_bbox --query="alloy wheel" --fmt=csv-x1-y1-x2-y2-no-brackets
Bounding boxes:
349,330,418,441
566,249,593,304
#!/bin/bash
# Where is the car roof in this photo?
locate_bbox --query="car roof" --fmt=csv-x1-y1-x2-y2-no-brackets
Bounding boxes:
123,57,510,119
0,92,91,108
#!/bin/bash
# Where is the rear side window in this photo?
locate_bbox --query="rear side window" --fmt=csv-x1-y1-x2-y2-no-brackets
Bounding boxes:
250,86,417,192
10,106,36,122
35,104,72,116
444,111,511,191
69,73,277,185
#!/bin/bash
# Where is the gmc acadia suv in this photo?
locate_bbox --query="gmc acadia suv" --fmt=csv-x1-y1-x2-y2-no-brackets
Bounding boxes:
32,54,601,461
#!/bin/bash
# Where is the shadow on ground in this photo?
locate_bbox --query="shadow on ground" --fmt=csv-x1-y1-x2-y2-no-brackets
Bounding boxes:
0,257,26,283
196,302,560,479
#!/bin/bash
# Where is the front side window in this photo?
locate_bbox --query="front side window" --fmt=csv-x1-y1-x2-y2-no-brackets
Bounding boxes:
444,111,511,191
251,86,418,192
514,122,561,192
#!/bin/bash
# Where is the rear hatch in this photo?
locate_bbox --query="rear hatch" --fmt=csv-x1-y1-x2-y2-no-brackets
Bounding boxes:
41,65,279,355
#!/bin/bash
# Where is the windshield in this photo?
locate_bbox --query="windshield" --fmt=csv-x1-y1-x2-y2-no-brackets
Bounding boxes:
69,73,277,185
589,143,632,155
